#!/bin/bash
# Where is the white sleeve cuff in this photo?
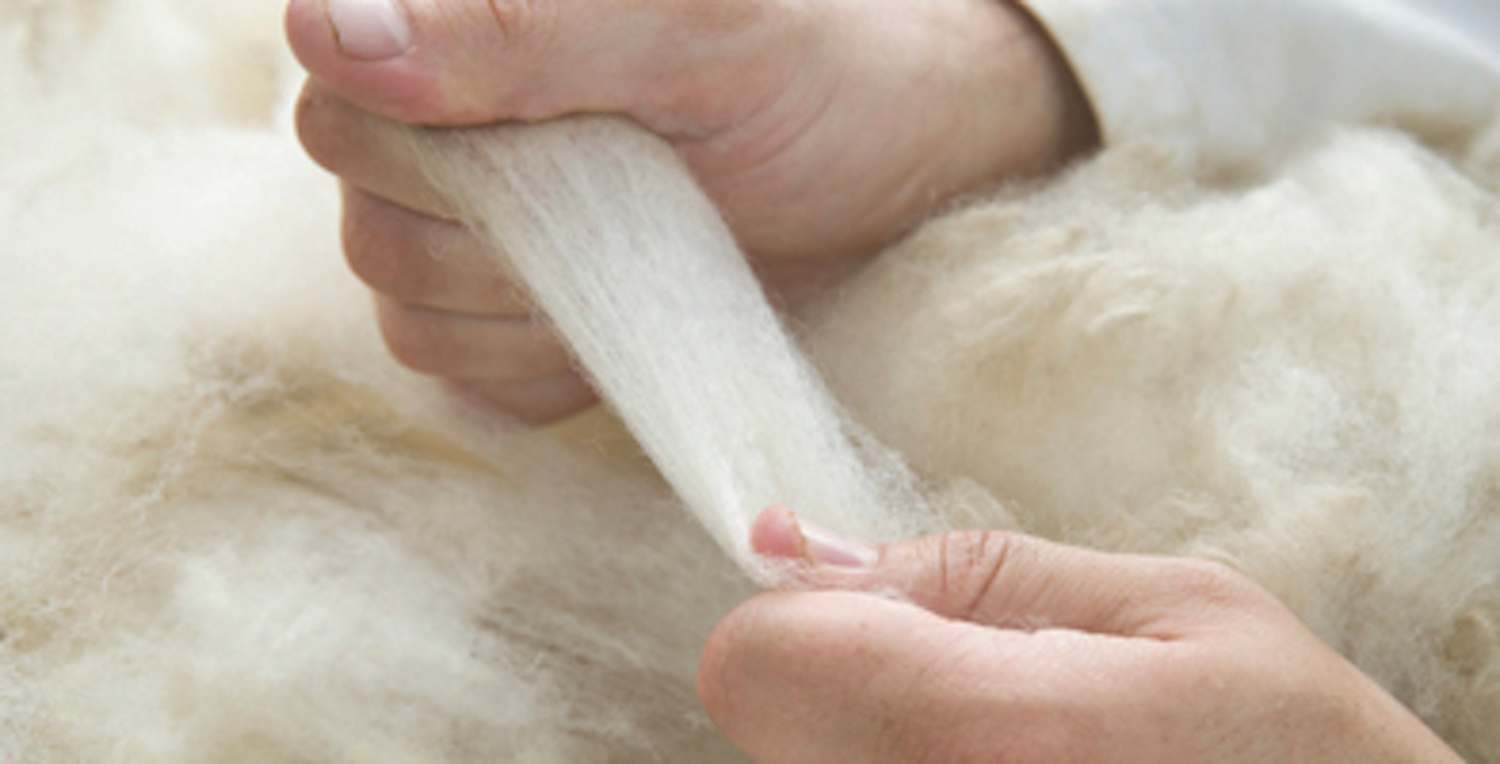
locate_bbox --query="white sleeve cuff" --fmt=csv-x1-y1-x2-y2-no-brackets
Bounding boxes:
1021,0,1500,172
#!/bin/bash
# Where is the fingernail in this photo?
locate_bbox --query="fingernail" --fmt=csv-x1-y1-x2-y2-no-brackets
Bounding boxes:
326,0,413,61
797,517,879,569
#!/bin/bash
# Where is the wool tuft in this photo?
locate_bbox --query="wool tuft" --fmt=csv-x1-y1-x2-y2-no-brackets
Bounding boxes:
4,0,1500,761
377,116,936,575
807,131,1500,760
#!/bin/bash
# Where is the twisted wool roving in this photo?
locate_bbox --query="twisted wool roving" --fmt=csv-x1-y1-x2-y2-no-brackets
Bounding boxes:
377,115,936,576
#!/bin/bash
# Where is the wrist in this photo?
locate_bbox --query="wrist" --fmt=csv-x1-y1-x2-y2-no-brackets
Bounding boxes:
855,0,1100,250
958,0,1098,181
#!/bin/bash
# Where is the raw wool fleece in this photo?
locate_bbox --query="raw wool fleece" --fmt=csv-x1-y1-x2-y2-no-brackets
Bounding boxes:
0,1,749,761
1,2,1498,764
808,133,1500,759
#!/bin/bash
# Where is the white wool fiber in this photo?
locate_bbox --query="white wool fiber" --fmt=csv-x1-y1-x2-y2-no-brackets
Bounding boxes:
8,0,1500,760
379,118,933,573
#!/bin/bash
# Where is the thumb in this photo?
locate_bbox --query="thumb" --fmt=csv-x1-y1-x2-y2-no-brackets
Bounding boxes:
751,504,1258,639
703,507,1248,763
285,0,799,131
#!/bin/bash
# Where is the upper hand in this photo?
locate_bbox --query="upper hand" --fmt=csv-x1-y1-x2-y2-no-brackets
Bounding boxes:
697,506,1464,763
286,0,1097,423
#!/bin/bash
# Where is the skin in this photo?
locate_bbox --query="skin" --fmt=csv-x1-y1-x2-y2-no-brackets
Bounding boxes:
287,0,1098,423
714,506,1464,763
285,1,1463,759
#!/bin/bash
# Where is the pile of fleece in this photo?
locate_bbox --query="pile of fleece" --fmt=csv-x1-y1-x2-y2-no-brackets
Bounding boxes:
2,0,1497,761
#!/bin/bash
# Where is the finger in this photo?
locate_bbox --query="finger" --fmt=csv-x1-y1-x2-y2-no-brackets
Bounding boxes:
880,530,1277,639
374,296,575,380
750,506,1273,640
698,589,1156,764
297,83,452,218
453,373,599,425
708,539,1454,764
285,0,800,131
343,186,533,315
879,529,1179,638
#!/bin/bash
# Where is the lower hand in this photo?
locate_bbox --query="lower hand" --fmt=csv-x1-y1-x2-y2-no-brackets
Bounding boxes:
697,506,1463,763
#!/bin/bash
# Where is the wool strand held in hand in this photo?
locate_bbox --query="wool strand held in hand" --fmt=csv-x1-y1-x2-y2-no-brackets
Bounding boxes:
378,116,935,577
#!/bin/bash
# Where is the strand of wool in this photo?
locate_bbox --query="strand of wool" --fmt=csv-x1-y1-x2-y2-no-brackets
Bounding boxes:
380,116,928,574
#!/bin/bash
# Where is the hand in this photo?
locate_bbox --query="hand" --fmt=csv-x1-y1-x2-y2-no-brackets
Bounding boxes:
697,506,1463,763
286,0,1098,423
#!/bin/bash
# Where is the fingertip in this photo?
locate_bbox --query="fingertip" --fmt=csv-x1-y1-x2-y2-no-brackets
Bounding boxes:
284,0,341,71
697,591,981,763
327,0,414,61
285,0,444,123
292,82,345,174
695,591,819,754
749,505,803,560
287,0,412,65
451,374,600,426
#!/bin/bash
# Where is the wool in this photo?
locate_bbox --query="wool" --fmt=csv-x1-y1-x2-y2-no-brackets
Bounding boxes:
1,2,749,760
807,132,1500,760
381,117,936,576
4,0,1500,761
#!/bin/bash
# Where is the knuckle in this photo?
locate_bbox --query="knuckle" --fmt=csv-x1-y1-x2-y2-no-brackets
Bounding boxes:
293,86,352,175
376,305,450,374
486,0,554,48
342,228,406,296
378,305,568,380
502,324,571,376
934,530,1023,623
342,219,434,304
459,373,597,425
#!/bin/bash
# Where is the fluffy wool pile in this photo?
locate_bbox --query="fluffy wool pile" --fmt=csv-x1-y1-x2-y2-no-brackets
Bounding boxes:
2,0,1498,761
